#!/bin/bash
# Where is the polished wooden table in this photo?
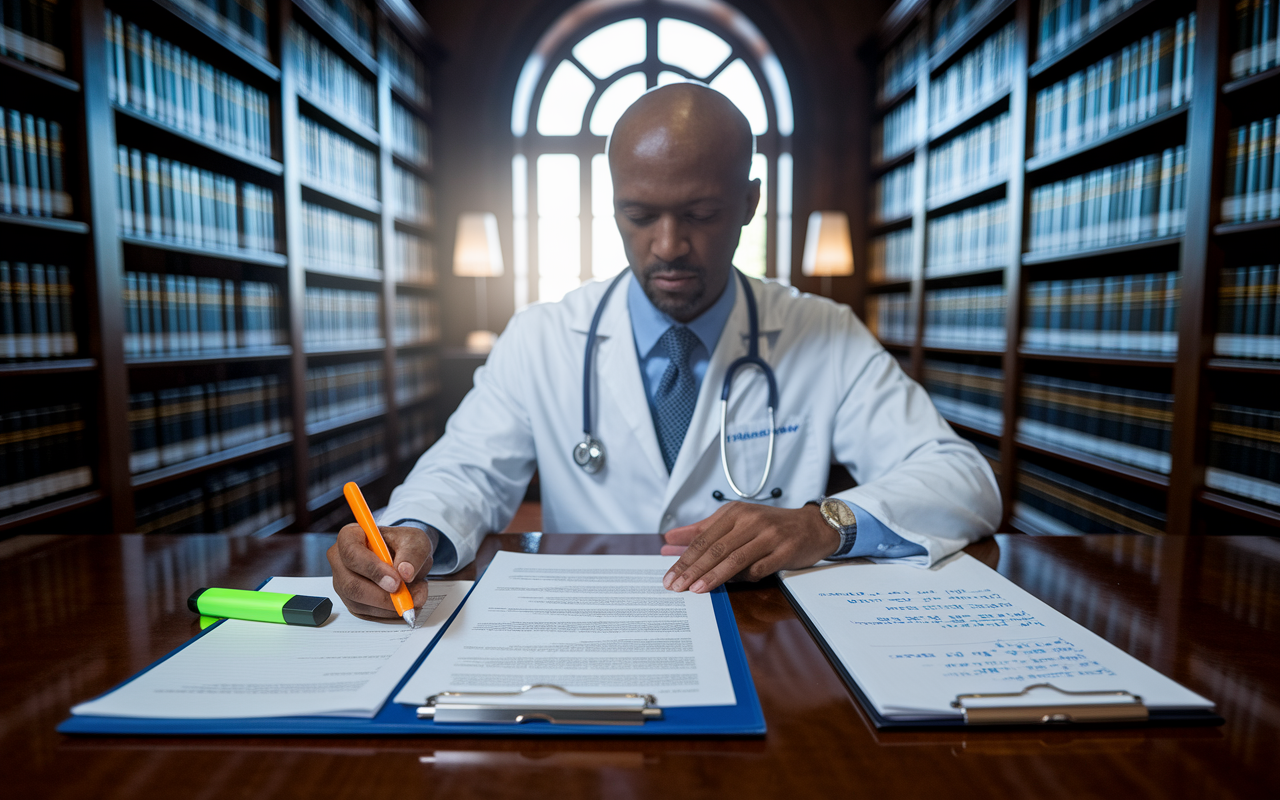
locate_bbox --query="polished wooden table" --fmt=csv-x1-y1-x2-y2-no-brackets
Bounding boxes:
2,533,1278,799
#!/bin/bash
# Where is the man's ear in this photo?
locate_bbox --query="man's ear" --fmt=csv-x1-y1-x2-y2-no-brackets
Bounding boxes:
743,178,762,225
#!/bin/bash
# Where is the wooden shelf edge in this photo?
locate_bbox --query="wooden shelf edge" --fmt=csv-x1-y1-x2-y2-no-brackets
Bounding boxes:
946,418,1003,439
0,490,105,532
924,264,1007,282
114,104,284,175
866,279,914,292
298,93,380,147
0,213,89,234
1015,435,1171,490
926,87,1011,144
871,148,916,176
307,466,388,512
875,80,918,113
1025,105,1190,174
299,179,382,216
1196,490,1280,527
120,233,288,266
393,217,434,236
1020,234,1182,265
1028,0,1160,79
130,432,294,489
395,280,438,291
251,513,295,538
1222,65,1280,95
922,343,1006,356
0,358,98,375
395,390,440,409
305,340,387,356
126,346,292,367
927,0,1015,75
292,0,380,74
394,338,443,350
305,405,388,438
149,0,281,80
1018,349,1176,367
1214,218,1280,237
304,264,385,283
925,174,1007,214
391,151,433,179
868,213,913,233
0,54,80,91
1205,357,1280,374
390,83,432,119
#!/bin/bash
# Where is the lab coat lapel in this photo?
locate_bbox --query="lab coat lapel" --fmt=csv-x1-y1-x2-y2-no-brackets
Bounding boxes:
574,274,669,482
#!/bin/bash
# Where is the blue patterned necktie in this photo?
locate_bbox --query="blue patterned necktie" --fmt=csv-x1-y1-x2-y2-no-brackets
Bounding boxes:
652,325,701,473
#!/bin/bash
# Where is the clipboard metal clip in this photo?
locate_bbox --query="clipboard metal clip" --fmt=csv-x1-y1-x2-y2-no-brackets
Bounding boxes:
417,684,665,726
951,683,1149,725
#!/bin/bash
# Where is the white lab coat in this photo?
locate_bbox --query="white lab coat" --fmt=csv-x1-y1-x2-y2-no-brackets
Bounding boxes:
381,272,1001,572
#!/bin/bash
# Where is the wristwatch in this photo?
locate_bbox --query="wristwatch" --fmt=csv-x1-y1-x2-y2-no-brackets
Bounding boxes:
817,498,858,558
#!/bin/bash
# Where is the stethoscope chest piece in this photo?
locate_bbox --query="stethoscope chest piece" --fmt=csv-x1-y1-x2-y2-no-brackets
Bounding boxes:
573,436,606,474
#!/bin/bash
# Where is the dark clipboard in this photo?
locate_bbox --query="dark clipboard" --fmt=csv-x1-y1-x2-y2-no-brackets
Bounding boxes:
777,579,1224,731
59,578,765,737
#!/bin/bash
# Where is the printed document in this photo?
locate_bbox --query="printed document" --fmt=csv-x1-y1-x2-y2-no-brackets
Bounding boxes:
781,554,1213,720
394,552,736,708
72,577,470,719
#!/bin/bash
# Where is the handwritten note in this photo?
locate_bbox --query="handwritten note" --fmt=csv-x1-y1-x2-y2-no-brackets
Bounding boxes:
782,554,1212,720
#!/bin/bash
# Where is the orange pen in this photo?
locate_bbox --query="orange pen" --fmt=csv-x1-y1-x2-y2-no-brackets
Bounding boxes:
343,482,417,627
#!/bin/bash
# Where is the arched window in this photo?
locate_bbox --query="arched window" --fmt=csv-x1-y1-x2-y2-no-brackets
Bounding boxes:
511,0,794,307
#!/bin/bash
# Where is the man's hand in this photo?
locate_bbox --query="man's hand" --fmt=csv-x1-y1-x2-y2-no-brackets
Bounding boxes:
661,503,840,593
328,525,433,621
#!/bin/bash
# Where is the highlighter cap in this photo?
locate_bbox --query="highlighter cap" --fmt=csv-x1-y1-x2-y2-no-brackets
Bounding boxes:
282,594,333,626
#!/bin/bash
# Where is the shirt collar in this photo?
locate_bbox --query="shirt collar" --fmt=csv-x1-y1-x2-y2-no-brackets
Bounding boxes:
627,270,738,358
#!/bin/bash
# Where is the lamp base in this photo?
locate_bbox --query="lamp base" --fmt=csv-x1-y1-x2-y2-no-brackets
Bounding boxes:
465,330,498,353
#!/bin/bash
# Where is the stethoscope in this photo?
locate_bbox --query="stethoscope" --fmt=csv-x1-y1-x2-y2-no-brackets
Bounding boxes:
573,267,782,501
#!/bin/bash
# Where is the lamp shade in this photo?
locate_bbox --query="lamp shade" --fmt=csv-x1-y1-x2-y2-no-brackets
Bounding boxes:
800,210,854,277
452,212,505,278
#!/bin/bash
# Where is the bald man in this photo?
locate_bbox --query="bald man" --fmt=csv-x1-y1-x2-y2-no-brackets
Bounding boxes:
329,84,1001,620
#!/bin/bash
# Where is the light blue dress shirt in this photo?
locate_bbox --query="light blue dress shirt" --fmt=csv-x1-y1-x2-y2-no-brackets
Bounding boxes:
626,274,925,560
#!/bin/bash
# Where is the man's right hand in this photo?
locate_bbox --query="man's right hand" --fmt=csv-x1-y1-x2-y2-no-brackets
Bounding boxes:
327,524,434,621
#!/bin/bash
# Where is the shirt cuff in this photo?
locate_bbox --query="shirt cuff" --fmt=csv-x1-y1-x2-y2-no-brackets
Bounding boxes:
825,501,927,560
389,519,460,575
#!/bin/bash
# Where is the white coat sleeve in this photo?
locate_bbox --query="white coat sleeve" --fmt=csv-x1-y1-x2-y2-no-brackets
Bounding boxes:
378,312,538,573
826,311,1002,566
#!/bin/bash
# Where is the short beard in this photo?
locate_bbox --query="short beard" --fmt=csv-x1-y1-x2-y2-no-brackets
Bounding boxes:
635,261,715,322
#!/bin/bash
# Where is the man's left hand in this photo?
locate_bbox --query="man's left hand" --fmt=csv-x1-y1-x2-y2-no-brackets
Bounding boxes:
661,502,841,593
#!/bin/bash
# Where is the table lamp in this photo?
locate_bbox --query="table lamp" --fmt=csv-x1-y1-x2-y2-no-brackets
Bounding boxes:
800,210,854,297
453,212,505,353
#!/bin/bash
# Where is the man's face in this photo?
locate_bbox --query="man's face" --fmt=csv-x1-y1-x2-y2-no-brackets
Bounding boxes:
610,133,760,322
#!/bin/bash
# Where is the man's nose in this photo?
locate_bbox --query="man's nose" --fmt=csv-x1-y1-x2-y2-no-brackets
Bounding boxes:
650,215,691,262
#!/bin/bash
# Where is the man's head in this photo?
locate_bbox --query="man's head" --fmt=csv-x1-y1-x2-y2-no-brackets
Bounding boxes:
608,83,760,322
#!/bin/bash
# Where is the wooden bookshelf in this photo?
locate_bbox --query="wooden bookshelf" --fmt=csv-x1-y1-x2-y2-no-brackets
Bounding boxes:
866,0,1276,534
0,0,442,534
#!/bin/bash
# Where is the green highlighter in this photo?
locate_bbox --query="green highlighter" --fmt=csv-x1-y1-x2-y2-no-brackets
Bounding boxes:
187,587,333,627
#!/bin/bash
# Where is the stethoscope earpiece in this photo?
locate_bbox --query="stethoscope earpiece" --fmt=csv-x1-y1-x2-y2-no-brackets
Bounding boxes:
712,488,782,502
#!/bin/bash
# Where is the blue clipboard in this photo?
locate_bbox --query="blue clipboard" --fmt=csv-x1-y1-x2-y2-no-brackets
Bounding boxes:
58,582,765,737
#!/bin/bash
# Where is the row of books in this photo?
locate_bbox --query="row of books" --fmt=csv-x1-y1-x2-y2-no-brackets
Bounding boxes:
1024,272,1180,354
1033,15,1196,160
875,96,916,164
869,228,914,284
921,359,1004,435
392,166,432,226
926,112,1011,200
1036,0,1145,61
380,26,429,108
923,285,1007,349
289,22,375,129
926,199,1008,275
310,0,375,54
0,0,64,72
932,0,999,54
301,202,379,276
308,424,386,502
127,376,288,473
874,162,915,223
0,262,75,360
1216,265,1280,360
0,403,91,513
1028,147,1187,253
169,0,269,59
866,292,915,345
396,353,440,404
877,25,925,103
1230,0,1280,78
1206,401,1280,507
928,22,1015,130
305,360,384,426
134,459,290,535
105,12,272,160
123,272,285,356
394,296,440,346
300,116,378,201
116,147,278,253
391,102,431,168
303,287,380,346
1221,114,1280,224
1019,373,1173,474
398,404,437,462
1,107,69,218
392,231,435,286
1014,459,1165,535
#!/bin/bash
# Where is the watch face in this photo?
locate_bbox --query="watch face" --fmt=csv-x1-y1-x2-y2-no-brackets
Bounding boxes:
821,498,857,528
